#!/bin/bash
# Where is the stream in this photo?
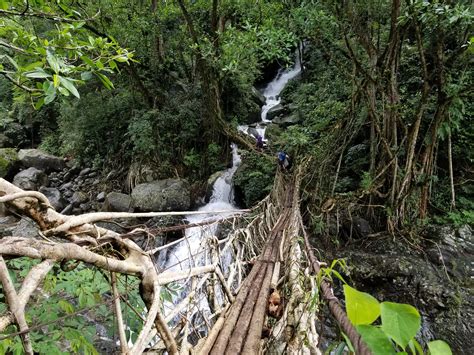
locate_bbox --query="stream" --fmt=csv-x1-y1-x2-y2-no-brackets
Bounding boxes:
157,52,303,331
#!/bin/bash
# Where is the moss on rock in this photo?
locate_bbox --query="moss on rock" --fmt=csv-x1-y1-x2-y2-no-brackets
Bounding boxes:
0,148,18,178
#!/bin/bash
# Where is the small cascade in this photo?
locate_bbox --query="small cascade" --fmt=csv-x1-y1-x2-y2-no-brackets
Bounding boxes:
163,144,241,273
238,47,302,141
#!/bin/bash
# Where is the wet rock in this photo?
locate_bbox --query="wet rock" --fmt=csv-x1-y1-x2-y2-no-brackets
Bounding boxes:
61,204,73,215
79,202,92,212
13,167,48,191
79,168,92,176
39,187,67,211
18,149,65,172
251,86,266,106
96,192,106,202
103,192,132,212
60,181,73,191
132,179,191,212
70,191,89,206
0,148,19,179
266,103,285,120
341,216,373,239
247,127,261,138
324,225,474,354
272,112,302,126
424,225,473,284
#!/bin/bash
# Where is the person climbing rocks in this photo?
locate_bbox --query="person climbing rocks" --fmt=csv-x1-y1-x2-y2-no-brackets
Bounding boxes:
277,151,291,171
256,134,264,151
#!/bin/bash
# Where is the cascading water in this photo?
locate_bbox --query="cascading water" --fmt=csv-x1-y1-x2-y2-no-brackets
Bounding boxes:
238,47,302,140
163,144,241,273
156,48,302,341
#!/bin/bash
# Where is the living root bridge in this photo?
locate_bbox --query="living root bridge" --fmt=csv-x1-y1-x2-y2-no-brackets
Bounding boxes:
0,168,370,354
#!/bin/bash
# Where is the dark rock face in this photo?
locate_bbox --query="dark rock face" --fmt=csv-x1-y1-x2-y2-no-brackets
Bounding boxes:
103,192,132,212
39,187,67,211
131,179,191,212
13,167,48,191
18,149,65,173
320,224,473,354
251,86,266,106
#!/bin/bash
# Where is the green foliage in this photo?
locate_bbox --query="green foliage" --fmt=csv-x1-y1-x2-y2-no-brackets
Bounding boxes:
0,1,133,105
427,340,452,355
127,110,157,156
343,286,451,355
360,171,373,191
380,302,421,349
0,257,144,354
343,285,380,325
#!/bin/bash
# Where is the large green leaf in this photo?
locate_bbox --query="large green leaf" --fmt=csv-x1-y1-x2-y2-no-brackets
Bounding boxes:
356,325,396,355
343,285,380,325
381,302,421,349
46,50,60,73
60,77,80,98
427,340,452,355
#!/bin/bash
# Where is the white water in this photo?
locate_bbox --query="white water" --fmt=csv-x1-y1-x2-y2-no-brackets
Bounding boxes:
164,144,241,273
238,48,302,141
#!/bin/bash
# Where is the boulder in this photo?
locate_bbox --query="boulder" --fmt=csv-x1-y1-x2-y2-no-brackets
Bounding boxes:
13,167,48,191
12,218,40,238
272,112,302,126
103,192,132,212
39,187,67,211
96,192,106,202
0,216,19,236
0,148,19,179
18,149,65,172
266,103,285,120
70,191,89,206
251,87,266,106
132,179,191,212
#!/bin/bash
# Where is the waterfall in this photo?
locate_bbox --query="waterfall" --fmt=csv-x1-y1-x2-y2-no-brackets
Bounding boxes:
238,47,302,141
163,144,241,273
157,48,302,339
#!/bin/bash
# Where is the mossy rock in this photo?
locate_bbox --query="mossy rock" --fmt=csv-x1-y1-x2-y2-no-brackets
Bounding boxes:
0,148,19,179
233,151,275,208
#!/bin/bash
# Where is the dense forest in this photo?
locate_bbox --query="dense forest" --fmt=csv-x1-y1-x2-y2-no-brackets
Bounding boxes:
0,0,472,354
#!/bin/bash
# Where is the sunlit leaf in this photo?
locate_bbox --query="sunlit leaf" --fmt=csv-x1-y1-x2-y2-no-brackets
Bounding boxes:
60,77,80,98
344,285,380,325
427,340,452,355
381,302,421,349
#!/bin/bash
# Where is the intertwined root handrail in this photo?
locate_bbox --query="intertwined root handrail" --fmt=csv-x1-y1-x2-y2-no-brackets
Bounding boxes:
0,168,370,354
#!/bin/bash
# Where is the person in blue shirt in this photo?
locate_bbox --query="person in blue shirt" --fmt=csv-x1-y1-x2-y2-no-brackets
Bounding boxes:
277,151,291,171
